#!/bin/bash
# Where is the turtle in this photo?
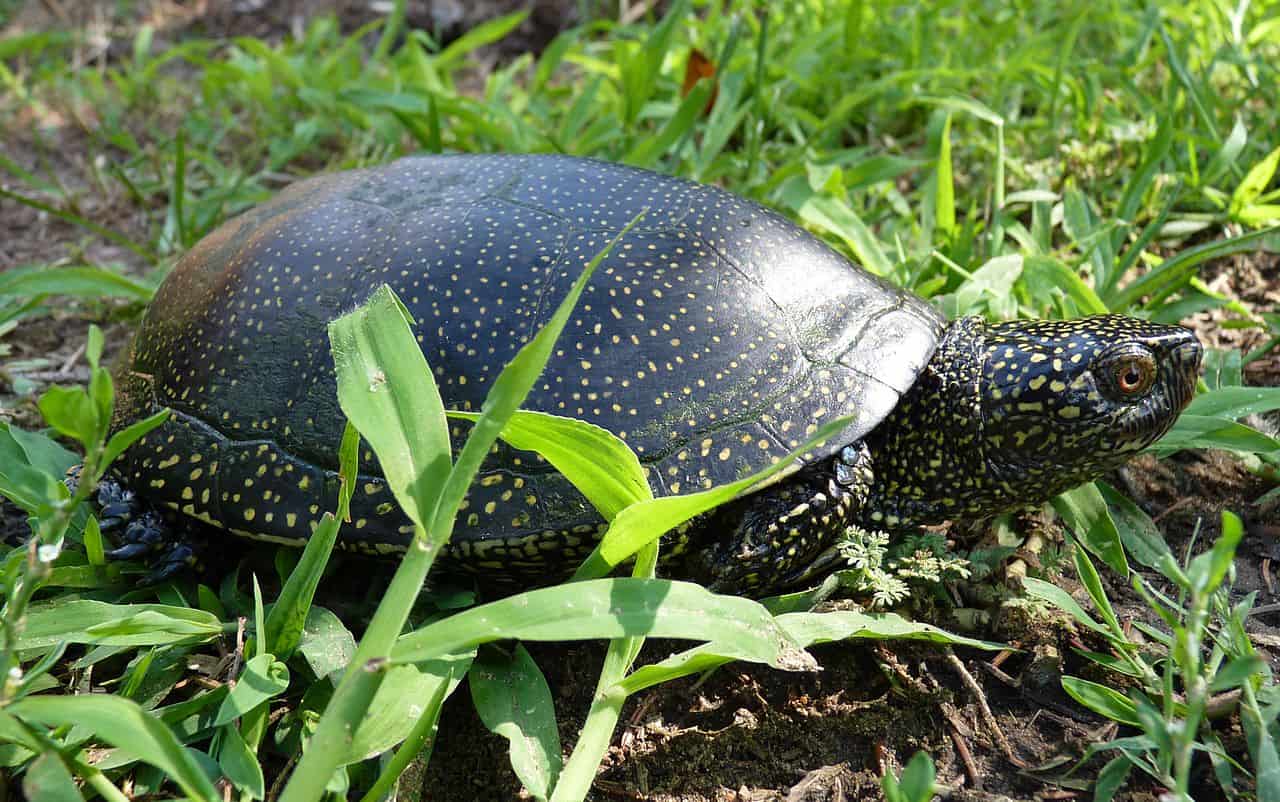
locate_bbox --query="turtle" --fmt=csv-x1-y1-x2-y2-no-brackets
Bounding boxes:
98,154,1202,596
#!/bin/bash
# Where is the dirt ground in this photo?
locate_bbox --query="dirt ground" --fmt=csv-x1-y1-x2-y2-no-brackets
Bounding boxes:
2,4,1279,801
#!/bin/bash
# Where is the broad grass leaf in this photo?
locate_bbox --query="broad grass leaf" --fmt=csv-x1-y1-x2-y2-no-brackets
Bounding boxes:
436,9,528,67
617,609,1000,695
102,409,170,473
935,113,955,238
216,724,265,799
471,644,562,800
0,265,155,302
1053,484,1128,576
1020,255,1109,315
449,409,650,519
295,606,356,680
1095,481,1172,575
345,653,473,764
213,654,290,727
574,416,853,578
775,610,1005,651
1111,225,1280,309
1093,756,1132,802
393,579,810,671
22,753,83,802
2,423,78,478
1153,414,1280,456
1021,577,1110,637
19,600,223,650
1060,676,1139,727
898,751,936,802
11,695,219,802
1184,386,1280,419
328,285,450,530
1230,145,1280,215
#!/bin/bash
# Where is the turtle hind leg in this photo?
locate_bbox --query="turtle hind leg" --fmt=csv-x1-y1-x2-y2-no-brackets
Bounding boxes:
685,444,874,597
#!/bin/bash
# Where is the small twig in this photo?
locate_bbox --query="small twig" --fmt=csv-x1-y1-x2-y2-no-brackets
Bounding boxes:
941,704,981,790
946,649,1028,769
59,342,87,375
1153,497,1195,523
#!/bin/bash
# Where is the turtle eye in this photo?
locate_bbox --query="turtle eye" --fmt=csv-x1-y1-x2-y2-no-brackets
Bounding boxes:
1112,353,1156,396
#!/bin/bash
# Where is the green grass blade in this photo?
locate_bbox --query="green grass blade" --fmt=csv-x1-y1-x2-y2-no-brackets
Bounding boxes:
573,416,853,579
1111,225,1280,311
328,284,451,529
345,654,472,764
0,266,155,303
11,695,220,802
393,579,807,669
265,421,359,659
1061,676,1140,727
448,409,650,519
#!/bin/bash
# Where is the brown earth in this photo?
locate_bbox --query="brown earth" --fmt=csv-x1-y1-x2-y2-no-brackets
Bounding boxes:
2,4,1278,802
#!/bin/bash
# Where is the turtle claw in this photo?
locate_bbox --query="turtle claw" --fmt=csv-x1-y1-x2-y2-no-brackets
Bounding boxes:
105,542,153,561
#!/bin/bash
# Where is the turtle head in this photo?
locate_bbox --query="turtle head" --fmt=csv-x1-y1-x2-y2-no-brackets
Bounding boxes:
977,314,1202,493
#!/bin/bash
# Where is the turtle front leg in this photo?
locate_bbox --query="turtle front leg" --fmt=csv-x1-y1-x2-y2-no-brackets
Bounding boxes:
686,444,874,596
70,470,208,582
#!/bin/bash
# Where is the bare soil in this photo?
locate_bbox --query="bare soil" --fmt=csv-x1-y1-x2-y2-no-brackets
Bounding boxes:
2,5,1278,802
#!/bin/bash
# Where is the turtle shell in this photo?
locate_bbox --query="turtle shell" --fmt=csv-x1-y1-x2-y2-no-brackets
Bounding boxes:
112,154,945,560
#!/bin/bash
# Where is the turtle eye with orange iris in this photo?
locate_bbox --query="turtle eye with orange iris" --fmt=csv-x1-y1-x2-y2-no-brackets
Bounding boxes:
1114,356,1155,396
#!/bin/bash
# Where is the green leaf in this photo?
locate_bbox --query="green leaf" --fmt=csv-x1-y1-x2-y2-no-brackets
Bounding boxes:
449,409,650,519
0,265,155,302
1154,413,1280,455
11,695,219,802
328,285,451,530
217,724,265,799
19,600,224,650
1021,577,1111,637
295,606,356,680
1094,481,1172,576
1053,484,1128,577
935,113,955,239
393,579,811,671
776,610,1005,651
3,423,78,478
623,79,714,168
102,409,170,472
37,385,99,447
1184,386,1280,419
22,753,84,802
1061,676,1140,726
1231,145,1280,216
1209,655,1266,693
436,9,528,67
897,751,936,802
266,422,358,659
1186,511,1245,595
429,216,642,539
345,653,473,764
574,416,853,579
1093,755,1133,802
470,644,562,801
213,654,290,727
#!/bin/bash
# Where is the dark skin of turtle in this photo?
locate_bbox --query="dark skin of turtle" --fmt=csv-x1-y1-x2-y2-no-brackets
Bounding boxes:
100,155,1203,596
